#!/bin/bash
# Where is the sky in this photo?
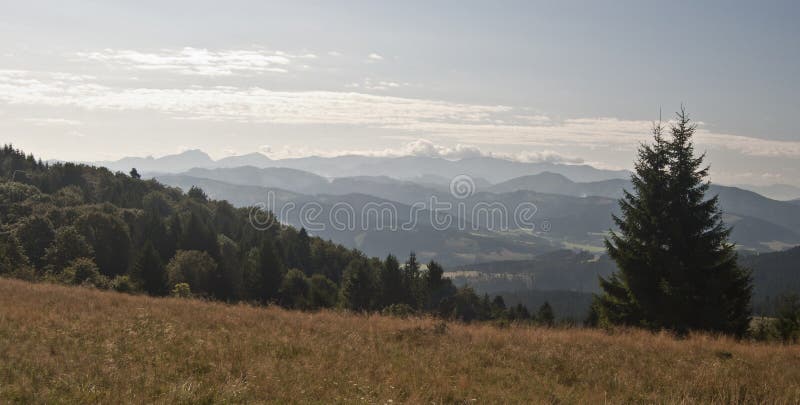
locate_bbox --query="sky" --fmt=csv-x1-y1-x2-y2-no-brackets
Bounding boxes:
1,0,799,186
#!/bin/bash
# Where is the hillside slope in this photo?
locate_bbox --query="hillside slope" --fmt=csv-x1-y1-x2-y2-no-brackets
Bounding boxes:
1,279,798,403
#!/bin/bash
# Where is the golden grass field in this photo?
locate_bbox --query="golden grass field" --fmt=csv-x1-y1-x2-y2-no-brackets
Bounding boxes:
1,278,799,404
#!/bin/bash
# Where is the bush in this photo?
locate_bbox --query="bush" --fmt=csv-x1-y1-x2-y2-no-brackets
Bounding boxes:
166,250,217,297
7,266,37,282
381,303,416,318
279,269,310,309
63,257,102,286
171,283,192,298
111,275,137,293
750,317,780,342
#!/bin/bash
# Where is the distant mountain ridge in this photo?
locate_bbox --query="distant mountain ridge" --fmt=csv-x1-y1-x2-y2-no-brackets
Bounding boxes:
97,149,798,199
155,166,800,258
733,183,800,201
97,149,630,183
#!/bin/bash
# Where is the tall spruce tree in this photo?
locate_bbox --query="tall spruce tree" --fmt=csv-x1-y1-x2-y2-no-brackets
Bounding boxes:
662,109,752,335
379,254,405,307
136,241,166,296
256,237,286,303
596,108,752,336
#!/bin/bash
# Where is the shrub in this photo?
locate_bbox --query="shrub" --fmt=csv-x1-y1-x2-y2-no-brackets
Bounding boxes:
111,275,137,293
750,317,780,342
279,269,310,309
171,283,192,298
166,250,217,297
381,303,416,319
63,257,102,285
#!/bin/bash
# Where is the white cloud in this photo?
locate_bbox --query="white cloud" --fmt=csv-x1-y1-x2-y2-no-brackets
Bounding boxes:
0,70,508,126
259,138,583,164
22,117,82,126
76,47,316,76
2,69,800,159
367,53,384,61
346,78,408,91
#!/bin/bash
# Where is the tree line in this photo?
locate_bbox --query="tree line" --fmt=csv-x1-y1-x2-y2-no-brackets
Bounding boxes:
0,144,554,324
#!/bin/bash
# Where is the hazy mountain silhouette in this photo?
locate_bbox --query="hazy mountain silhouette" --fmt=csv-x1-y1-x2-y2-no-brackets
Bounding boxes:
733,183,800,201
155,168,800,259
99,149,215,173
99,150,630,183
154,173,556,265
215,152,273,168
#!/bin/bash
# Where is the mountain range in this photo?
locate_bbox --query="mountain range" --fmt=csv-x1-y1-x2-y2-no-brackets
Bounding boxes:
97,150,630,183
97,149,800,200
152,165,800,265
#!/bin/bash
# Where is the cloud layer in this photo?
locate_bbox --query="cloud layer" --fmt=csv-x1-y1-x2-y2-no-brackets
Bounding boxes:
2,69,800,160
77,48,317,76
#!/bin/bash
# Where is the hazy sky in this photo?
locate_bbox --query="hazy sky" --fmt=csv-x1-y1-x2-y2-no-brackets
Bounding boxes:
1,0,799,186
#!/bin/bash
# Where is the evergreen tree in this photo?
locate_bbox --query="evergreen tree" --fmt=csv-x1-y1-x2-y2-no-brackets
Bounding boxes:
774,294,800,343
596,122,671,329
423,260,455,310
142,211,170,261
256,238,286,303
165,213,182,260
135,241,166,296
537,301,555,326
402,252,421,307
597,109,752,336
341,257,378,311
379,254,405,307
295,227,311,271
215,235,242,301
511,303,531,321
440,286,482,322
75,211,132,277
663,109,751,335
180,212,218,256
187,186,208,202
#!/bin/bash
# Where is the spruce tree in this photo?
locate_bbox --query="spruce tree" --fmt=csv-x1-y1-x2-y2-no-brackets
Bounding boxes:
597,122,672,329
379,254,404,307
136,241,166,296
257,238,286,303
341,257,378,311
597,108,752,336
403,252,421,307
662,108,752,335
537,301,555,326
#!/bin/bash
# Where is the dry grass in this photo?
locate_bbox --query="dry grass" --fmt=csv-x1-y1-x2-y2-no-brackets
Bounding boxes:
1,278,799,404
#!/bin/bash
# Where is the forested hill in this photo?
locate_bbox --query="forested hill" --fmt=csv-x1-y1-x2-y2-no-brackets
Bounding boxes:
0,145,535,322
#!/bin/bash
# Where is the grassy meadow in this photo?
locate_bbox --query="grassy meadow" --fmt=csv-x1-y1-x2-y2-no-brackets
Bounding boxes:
1,278,799,404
